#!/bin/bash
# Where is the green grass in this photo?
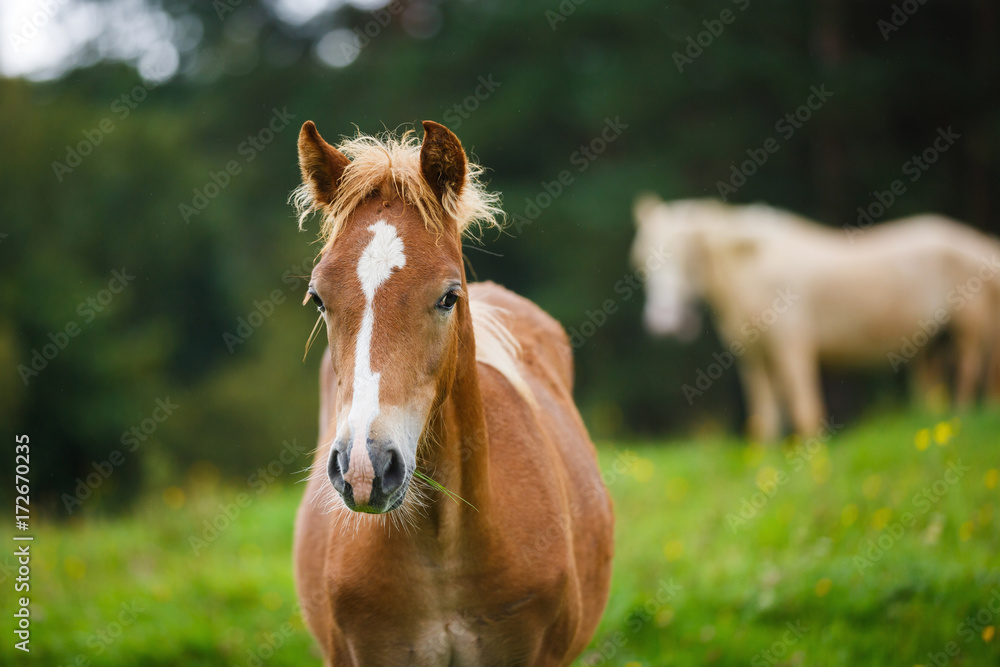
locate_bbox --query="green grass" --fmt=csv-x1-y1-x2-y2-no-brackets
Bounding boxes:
4,410,999,666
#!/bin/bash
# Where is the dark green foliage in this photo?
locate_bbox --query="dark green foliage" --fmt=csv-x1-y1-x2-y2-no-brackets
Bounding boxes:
3,0,998,506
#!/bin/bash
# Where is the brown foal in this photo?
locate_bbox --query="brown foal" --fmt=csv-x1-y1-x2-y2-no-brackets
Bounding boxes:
291,119,613,666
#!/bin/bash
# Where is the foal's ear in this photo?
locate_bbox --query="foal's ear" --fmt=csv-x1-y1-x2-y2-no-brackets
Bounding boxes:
420,120,466,202
298,121,350,206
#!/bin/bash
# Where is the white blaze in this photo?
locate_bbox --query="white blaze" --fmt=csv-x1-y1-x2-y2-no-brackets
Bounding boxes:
345,220,406,498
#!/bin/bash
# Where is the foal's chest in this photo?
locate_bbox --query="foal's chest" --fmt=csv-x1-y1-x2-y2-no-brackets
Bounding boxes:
407,616,505,666
337,610,541,667
332,564,559,667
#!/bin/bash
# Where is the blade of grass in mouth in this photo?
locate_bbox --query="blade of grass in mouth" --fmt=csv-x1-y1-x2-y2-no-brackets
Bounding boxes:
412,470,478,512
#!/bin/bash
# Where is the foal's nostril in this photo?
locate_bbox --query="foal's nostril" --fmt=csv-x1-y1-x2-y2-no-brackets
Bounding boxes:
327,446,348,493
380,448,406,496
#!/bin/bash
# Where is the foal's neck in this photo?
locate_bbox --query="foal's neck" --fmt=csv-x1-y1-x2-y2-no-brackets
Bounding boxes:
418,298,491,534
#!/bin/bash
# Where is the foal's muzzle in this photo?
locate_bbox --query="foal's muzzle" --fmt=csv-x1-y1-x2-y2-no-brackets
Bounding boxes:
328,439,408,513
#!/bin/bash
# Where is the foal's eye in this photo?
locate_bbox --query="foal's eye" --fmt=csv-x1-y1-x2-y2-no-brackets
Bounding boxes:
437,291,459,311
306,288,325,313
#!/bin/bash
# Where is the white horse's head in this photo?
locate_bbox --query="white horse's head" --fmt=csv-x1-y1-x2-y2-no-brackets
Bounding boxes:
631,195,708,341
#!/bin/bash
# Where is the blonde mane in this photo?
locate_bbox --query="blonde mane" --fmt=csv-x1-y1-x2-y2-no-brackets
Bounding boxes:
468,300,535,406
291,128,504,254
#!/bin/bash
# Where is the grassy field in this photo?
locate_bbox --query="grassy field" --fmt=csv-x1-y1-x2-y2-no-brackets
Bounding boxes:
4,410,999,666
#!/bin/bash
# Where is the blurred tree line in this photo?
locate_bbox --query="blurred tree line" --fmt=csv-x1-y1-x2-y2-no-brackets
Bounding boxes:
3,0,998,510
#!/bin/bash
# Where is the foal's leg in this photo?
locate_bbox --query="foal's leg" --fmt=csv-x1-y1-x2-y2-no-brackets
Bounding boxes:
771,343,824,437
737,352,782,442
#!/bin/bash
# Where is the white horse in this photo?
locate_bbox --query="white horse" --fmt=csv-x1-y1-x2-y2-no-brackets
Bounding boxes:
632,196,1000,441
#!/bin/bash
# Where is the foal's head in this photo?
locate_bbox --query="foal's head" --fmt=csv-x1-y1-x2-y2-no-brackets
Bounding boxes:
294,121,499,514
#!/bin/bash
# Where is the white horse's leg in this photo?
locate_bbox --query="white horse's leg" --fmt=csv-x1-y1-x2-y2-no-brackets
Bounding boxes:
987,287,1000,405
737,352,782,442
910,350,944,408
953,296,992,409
989,343,1000,404
954,330,984,409
771,342,824,437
